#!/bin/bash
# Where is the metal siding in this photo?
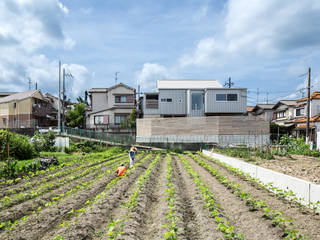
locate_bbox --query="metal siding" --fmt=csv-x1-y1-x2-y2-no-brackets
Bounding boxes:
159,89,187,114
205,89,247,113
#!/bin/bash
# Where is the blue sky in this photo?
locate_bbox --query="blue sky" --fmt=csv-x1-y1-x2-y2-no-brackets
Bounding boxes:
1,0,320,105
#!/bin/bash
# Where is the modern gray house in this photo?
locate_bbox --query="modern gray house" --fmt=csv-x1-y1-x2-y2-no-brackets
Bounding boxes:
143,80,247,118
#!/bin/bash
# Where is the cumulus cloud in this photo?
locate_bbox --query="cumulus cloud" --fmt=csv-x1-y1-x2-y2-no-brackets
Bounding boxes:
136,63,171,91
0,0,85,99
181,0,320,68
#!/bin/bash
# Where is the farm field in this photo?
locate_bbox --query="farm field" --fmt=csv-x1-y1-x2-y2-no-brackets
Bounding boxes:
0,149,320,240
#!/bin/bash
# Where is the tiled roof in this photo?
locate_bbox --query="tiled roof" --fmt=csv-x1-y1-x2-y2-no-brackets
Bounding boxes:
0,90,40,103
295,114,320,123
297,91,320,102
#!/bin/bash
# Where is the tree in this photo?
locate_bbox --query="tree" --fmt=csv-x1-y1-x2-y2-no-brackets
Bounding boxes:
120,108,136,128
66,103,85,128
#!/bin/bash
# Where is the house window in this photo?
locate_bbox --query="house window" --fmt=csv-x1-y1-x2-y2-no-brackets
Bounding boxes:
161,98,173,102
115,114,128,124
277,111,286,119
191,93,203,110
2,118,7,126
216,94,238,101
296,108,304,117
94,115,107,125
13,102,16,108
115,96,129,103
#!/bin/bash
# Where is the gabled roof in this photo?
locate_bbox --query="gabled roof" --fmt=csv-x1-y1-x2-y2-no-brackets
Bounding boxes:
295,114,320,123
89,82,135,93
272,100,297,109
157,79,223,89
252,104,275,111
297,91,320,103
0,90,43,103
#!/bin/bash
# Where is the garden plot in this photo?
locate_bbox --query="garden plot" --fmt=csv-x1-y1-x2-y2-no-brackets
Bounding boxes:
0,150,316,240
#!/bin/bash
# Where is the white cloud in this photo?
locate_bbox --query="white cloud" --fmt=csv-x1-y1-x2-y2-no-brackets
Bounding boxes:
136,63,171,91
0,0,89,99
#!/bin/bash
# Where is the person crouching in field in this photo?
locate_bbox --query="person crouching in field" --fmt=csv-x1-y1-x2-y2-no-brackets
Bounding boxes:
115,164,126,177
129,146,137,168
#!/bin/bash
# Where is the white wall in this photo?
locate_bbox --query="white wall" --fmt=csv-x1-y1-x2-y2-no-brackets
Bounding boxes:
202,150,320,207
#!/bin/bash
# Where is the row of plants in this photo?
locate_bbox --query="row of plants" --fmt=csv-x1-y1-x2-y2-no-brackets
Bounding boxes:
178,154,244,239
162,154,180,240
0,147,123,186
0,152,126,200
51,153,152,237
199,152,320,214
105,154,161,240
0,153,128,209
189,153,304,240
0,153,135,233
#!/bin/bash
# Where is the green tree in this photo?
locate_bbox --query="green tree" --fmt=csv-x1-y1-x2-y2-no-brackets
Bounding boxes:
66,103,85,128
120,108,136,128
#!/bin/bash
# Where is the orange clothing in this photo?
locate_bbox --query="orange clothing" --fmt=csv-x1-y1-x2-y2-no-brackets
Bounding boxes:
115,166,126,177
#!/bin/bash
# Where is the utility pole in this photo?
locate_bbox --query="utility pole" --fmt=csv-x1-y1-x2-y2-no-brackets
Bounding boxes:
62,68,65,133
115,72,120,84
35,82,37,90
58,61,61,134
224,77,234,88
28,77,32,90
306,67,311,143
266,92,269,104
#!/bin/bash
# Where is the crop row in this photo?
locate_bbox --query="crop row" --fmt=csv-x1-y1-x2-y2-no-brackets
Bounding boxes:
0,154,128,209
0,153,132,233
162,154,180,240
104,154,161,240
189,153,304,240
177,154,244,239
0,152,125,200
0,149,125,187
199,152,320,213
51,153,153,239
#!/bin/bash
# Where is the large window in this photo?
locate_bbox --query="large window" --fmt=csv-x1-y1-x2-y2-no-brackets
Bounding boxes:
115,114,128,124
94,115,108,125
191,93,203,110
115,95,134,103
216,93,238,102
277,111,286,119
161,98,173,102
296,108,304,117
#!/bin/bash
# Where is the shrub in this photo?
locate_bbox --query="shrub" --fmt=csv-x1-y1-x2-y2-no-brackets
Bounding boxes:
31,130,56,152
0,130,37,161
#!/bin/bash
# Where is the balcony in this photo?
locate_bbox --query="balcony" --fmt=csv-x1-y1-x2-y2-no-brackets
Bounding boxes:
32,104,51,117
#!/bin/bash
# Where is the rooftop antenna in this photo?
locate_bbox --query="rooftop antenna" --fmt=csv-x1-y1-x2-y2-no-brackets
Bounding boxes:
115,72,120,84
224,77,234,88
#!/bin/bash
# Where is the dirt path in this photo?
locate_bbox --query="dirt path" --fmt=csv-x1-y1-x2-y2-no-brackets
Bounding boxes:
119,155,165,240
185,155,283,240
198,154,320,239
172,155,225,240
43,155,154,240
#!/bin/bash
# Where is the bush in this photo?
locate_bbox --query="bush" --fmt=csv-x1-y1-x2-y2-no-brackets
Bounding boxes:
31,130,56,152
0,130,37,161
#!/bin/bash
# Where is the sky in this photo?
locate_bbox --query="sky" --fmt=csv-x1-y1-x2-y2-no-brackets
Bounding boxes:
1,0,320,105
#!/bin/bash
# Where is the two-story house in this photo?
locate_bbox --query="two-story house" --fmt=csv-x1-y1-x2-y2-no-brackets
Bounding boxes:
86,83,136,129
143,79,247,118
0,90,52,128
272,100,297,126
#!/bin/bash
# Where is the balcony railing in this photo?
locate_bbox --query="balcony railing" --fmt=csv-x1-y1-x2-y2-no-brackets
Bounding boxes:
32,104,51,117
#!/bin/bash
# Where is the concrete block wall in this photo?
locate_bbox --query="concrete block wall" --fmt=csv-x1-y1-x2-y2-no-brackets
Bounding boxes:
202,150,320,206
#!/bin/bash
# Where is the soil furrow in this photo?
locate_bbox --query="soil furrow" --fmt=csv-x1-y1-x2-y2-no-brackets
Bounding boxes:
0,155,126,225
186,155,283,240
198,153,320,239
120,155,166,240
43,155,154,240
0,155,144,240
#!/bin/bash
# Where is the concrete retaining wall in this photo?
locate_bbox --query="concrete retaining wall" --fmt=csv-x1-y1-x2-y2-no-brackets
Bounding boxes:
202,150,320,206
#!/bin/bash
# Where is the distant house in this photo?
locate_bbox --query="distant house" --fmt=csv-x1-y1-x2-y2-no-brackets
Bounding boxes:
0,92,16,98
250,104,275,122
86,83,136,129
0,90,53,128
142,79,247,118
272,100,297,127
